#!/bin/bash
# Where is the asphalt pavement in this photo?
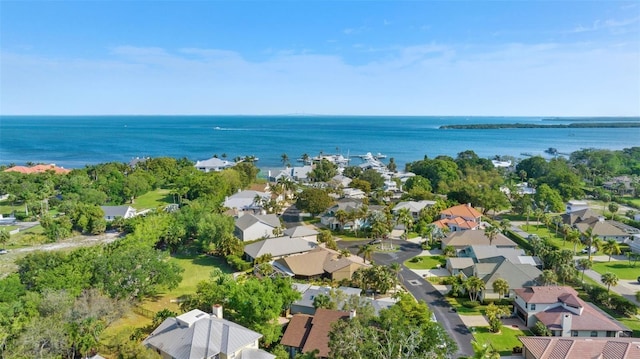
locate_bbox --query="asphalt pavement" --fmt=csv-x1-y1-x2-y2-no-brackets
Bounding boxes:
338,239,474,358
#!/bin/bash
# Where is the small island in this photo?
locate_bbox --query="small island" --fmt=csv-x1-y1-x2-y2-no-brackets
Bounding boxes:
439,122,640,129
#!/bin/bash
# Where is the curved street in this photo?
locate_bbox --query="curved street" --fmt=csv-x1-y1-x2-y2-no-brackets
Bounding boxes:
338,239,474,358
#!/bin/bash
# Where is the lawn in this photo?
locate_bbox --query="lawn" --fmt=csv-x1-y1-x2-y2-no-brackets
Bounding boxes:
518,225,579,252
404,255,446,270
132,188,172,210
139,252,235,313
444,296,486,315
591,261,640,280
472,326,530,356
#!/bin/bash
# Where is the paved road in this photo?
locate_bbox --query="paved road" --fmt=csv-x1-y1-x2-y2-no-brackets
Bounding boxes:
338,239,474,358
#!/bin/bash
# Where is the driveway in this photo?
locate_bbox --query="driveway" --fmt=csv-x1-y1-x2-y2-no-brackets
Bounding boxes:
582,268,640,306
338,239,474,357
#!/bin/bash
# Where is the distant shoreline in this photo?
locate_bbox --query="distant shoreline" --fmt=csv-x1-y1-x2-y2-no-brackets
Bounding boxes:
439,122,640,129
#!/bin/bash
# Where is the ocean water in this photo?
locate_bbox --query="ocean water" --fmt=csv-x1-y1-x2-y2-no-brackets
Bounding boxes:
0,116,638,170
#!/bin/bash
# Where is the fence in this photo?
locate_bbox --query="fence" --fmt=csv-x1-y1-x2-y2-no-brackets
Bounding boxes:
133,305,155,319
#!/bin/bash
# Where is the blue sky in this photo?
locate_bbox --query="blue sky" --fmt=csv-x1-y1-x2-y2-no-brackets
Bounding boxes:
1,1,639,116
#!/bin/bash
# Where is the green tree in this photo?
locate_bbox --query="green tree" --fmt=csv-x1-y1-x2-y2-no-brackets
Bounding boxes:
484,225,499,246
295,188,333,216
471,340,500,359
534,184,565,212
601,272,619,293
464,276,485,302
0,229,10,247
308,159,337,182
539,269,557,286
583,228,602,262
602,239,621,262
312,294,336,310
395,207,414,239
608,202,619,215
577,258,592,281
357,244,374,264
443,245,456,257
492,278,509,298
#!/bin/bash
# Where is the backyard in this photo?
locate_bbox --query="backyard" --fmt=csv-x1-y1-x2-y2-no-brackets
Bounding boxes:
131,188,172,211
472,326,530,357
518,224,582,252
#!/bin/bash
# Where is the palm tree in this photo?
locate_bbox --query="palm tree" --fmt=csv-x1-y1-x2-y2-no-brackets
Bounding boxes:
301,153,310,164
499,218,511,234
602,239,621,262
395,208,414,239
601,272,619,293
577,258,592,281
389,262,402,294
583,228,601,262
335,209,349,231
534,208,545,229
567,229,581,256
524,205,533,230
357,244,374,264
281,153,290,167
471,340,500,359
443,245,456,258
484,225,499,246
339,249,351,258
539,269,557,286
492,278,509,298
464,276,485,302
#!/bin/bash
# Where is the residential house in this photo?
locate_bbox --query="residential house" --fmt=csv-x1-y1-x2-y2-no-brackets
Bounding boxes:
341,187,366,199
441,230,517,251
270,165,314,182
574,216,632,243
223,190,270,214
566,200,589,214
473,260,541,301
433,203,482,232
280,309,352,359
100,205,136,221
321,199,371,231
234,213,281,241
392,200,437,221
329,174,352,189
513,286,630,337
143,307,275,359
561,208,600,226
244,237,317,262
275,247,367,281
445,257,475,276
518,336,640,359
4,164,71,174
603,175,636,196
194,157,235,172
283,226,319,242
290,285,362,315
459,245,541,267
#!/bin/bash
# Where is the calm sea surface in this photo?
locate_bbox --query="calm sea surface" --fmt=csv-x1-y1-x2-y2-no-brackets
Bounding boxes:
0,116,638,170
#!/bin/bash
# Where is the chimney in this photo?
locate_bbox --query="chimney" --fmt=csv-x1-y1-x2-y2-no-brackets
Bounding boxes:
349,309,356,320
561,314,572,337
212,304,223,319
467,203,472,208
598,216,605,223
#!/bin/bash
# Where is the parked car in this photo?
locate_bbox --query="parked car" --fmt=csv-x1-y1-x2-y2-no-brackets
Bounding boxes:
581,246,597,254
368,239,381,245
0,249,8,255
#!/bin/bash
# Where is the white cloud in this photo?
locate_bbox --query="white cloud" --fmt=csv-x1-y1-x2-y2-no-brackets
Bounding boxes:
1,40,638,116
572,16,640,33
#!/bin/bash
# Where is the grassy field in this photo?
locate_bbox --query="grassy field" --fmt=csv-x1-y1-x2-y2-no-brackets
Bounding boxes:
591,261,640,280
139,252,235,313
518,224,581,252
472,326,530,356
132,189,172,210
404,255,446,270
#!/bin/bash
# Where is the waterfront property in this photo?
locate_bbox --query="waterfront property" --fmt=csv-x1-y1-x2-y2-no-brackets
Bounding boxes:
194,156,236,172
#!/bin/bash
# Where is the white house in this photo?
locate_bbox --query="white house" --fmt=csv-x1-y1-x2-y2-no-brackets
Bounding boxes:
513,286,630,338
223,190,270,214
100,205,137,221
234,213,281,241
143,307,275,359
566,200,589,214
392,200,437,220
194,157,235,172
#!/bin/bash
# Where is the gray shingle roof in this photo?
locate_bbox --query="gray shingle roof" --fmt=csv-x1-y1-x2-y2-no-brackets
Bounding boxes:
244,237,317,259
100,205,134,218
480,259,541,290
235,214,281,231
283,226,318,238
143,309,263,359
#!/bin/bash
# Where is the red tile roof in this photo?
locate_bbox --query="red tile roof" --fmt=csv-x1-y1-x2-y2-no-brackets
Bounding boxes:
440,203,482,220
281,309,350,358
514,286,580,304
4,164,71,174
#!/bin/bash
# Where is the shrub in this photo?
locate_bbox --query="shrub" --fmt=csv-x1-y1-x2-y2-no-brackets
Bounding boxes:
410,257,422,263
226,255,251,271
462,300,480,308
532,321,552,336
